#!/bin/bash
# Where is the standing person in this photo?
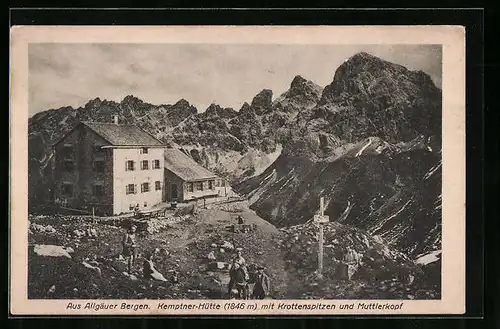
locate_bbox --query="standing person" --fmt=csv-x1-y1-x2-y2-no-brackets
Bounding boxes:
232,248,248,280
232,248,246,266
252,266,270,299
228,248,248,298
344,246,360,280
143,249,156,280
230,263,249,299
122,224,138,274
134,204,141,218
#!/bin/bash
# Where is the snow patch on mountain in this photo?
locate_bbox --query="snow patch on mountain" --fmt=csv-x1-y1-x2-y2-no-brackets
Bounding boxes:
415,250,442,265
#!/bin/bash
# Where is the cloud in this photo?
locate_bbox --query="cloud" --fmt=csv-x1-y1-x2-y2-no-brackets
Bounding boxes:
29,44,442,115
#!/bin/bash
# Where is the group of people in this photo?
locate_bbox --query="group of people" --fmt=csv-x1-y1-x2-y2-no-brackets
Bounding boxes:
227,248,270,300
121,224,271,299
122,224,167,281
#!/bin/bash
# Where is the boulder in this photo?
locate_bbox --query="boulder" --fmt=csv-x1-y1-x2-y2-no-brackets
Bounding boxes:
221,241,234,250
31,223,56,234
82,261,102,276
73,229,83,236
88,260,100,267
174,203,196,217
33,245,72,259
207,251,216,260
151,269,167,282
207,262,229,271
112,261,128,272
87,228,98,238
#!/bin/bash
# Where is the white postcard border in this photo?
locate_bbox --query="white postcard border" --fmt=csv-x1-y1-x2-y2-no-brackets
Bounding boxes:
9,25,466,315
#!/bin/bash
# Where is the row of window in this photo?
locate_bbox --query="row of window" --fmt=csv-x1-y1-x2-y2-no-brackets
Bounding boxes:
61,160,106,172
185,180,216,192
125,181,162,194
126,160,161,171
60,181,162,197
61,159,162,172
60,183,104,197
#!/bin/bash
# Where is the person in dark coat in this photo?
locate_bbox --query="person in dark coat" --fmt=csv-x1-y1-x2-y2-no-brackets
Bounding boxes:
252,266,270,299
230,262,249,299
122,224,138,273
143,249,156,280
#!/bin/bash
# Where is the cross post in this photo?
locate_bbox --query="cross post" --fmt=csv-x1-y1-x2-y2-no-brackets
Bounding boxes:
315,196,329,279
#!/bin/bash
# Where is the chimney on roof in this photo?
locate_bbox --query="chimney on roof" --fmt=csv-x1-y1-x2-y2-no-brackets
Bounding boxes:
113,115,119,124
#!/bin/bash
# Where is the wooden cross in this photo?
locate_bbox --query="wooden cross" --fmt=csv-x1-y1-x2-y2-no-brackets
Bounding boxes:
314,196,329,278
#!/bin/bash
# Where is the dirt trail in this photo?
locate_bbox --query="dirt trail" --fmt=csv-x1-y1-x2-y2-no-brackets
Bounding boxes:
27,207,292,299
154,208,289,299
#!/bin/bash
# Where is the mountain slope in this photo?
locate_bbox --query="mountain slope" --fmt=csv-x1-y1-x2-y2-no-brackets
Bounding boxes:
235,52,442,260
235,143,441,258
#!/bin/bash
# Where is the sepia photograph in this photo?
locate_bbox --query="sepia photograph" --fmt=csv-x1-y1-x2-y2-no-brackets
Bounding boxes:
10,26,465,315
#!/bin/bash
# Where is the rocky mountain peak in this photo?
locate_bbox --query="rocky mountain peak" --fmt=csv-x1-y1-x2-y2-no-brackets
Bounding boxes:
251,89,273,110
330,52,405,85
174,98,190,107
171,99,198,114
205,103,223,114
239,102,252,115
349,51,379,61
287,75,323,100
83,97,103,110
121,95,144,106
205,103,238,119
320,51,440,106
291,75,307,88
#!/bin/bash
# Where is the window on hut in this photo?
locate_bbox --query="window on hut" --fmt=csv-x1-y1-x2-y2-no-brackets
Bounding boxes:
141,160,149,170
62,144,73,157
141,182,150,193
126,184,136,195
93,160,105,173
93,184,104,197
140,147,149,154
63,160,75,172
195,181,203,191
61,183,73,197
153,160,161,169
155,181,161,191
126,160,135,171
186,182,194,193
208,180,214,190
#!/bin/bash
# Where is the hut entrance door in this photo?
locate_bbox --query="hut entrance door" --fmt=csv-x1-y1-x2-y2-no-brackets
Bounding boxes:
170,183,178,201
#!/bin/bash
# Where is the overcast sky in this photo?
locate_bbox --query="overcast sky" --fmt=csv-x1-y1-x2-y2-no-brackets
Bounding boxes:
29,44,441,116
